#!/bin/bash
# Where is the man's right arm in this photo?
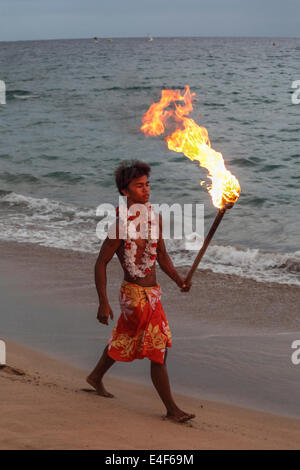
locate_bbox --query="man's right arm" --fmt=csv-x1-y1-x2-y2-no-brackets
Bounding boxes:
95,223,122,324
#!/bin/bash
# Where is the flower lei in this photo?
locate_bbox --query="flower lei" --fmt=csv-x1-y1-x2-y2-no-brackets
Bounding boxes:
116,202,158,279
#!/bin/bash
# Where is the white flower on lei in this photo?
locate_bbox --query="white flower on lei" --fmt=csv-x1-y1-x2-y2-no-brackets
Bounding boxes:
121,202,159,279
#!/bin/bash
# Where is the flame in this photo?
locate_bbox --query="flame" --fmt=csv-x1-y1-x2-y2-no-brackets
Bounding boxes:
141,85,241,209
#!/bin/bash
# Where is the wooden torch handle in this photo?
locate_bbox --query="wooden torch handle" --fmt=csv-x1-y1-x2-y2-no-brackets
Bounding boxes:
185,208,226,285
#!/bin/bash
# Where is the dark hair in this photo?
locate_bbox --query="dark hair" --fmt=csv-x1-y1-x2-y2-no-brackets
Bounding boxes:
114,160,151,195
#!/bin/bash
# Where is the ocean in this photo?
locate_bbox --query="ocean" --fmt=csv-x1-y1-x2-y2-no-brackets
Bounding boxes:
0,36,300,285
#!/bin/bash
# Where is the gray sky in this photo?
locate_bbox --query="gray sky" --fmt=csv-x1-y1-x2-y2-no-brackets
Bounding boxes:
1,0,299,41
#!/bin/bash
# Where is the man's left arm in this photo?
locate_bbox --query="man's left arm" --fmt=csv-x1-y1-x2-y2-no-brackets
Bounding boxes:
156,214,191,292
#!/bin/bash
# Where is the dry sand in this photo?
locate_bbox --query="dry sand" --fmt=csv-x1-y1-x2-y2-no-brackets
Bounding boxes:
1,339,300,450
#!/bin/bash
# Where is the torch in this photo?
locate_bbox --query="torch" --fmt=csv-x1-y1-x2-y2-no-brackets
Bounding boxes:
184,202,233,285
140,85,241,285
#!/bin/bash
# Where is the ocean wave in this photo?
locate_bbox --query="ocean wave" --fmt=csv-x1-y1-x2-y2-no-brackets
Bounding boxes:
0,172,40,183
230,157,257,168
169,241,300,286
42,171,85,183
0,191,96,219
0,191,103,253
6,90,38,100
0,189,12,197
98,86,153,92
0,191,299,286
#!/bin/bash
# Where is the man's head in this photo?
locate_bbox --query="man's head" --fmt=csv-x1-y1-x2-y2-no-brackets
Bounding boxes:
115,160,151,204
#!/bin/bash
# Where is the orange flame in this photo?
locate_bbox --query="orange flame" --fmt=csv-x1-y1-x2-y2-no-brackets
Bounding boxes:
141,85,241,209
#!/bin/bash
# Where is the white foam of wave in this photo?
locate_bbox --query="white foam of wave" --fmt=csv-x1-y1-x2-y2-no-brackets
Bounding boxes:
170,242,300,286
0,191,106,253
1,191,100,220
13,93,39,100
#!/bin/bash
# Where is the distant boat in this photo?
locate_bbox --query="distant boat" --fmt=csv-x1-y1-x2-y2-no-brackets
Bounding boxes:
147,34,153,41
93,37,99,43
106,39,112,42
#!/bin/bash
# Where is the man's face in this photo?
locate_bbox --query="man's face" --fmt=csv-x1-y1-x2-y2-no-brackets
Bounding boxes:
122,175,150,204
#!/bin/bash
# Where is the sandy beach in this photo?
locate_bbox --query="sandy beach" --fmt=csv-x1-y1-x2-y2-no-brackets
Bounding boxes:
1,240,300,449
1,339,300,450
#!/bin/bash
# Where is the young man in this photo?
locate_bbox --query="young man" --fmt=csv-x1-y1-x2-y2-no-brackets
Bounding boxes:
87,160,195,423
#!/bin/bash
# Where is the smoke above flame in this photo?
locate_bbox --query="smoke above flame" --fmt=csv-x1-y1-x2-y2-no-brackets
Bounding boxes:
141,85,241,209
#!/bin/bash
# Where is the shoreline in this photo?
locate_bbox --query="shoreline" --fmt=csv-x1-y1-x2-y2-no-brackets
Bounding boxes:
1,239,300,421
1,339,300,450
1,239,299,328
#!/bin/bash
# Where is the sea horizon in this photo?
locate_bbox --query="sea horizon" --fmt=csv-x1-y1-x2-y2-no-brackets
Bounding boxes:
2,35,300,43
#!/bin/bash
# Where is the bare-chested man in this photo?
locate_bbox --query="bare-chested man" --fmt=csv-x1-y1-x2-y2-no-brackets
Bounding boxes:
87,160,195,423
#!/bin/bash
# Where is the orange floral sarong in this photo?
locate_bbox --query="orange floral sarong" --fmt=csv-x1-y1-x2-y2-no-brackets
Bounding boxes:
107,280,172,364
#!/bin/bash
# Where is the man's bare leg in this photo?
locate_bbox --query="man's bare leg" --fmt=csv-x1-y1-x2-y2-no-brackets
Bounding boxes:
86,345,115,397
150,348,195,423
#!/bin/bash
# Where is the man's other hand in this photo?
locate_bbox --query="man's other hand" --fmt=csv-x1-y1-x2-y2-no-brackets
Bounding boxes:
97,302,114,325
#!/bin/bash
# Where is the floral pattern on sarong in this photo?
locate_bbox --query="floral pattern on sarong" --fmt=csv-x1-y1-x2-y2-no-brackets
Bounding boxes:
146,287,161,311
107,280,172,364
108,330,145,360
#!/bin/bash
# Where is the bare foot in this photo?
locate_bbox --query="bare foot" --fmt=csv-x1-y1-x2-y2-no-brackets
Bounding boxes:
165,409,196,423
86,376,114,398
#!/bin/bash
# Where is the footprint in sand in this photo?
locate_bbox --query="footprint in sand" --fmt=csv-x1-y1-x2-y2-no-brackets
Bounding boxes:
80,388,115,398
0,365,26,376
